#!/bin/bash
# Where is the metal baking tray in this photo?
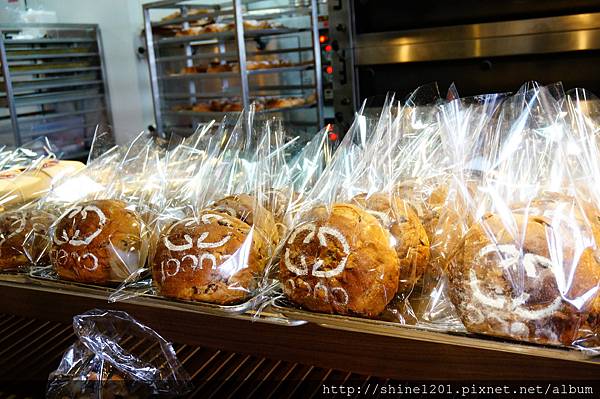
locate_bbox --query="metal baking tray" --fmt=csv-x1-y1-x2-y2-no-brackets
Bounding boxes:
271,298,600,363
157,28,309,46
28,266,266,317
9,66,101,77
248,64,314,75
156,46,312,63
163,101,316,118
0,271,30,284
6,52,99,61
12,90,104,108
151,9,233,28
11,107,105,124
163,64,313,80
3,38,96,45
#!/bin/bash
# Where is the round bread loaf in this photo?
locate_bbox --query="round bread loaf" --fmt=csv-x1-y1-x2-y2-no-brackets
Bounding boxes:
209,194,279,244
0,209,53,270
448,195,600,346
152,210,270,304
352,192,430,293
50,199,145,284
280,203,400,317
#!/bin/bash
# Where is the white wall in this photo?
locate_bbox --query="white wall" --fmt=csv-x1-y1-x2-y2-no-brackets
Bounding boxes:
27,0,155,144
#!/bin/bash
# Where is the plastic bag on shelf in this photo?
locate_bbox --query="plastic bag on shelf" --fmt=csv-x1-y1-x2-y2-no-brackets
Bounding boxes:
444,82,600,348
108,121,227,302
344,84,454,324
112,107,292,306
41,132,163,286
275,91,415,319
560,88,600,352
420,90,510,329
0,138,84,273
46,309,192,398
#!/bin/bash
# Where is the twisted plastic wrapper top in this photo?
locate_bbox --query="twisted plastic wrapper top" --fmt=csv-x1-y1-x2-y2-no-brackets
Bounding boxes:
46,309,192,398
42,131,164,286
275,85,450,321
442,82,600,349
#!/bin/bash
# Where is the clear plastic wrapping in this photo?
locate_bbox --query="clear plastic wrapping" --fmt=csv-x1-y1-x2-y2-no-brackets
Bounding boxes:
443,82,600,348
113,107,296,306
275,89,444,320
0,138,84,272
47,309,192,398
40,132,163,286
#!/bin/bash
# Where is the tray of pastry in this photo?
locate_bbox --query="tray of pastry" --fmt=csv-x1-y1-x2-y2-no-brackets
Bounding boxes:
165,61,313,79
270,298,600,363
158,26,309,45
152,7,230,29
166,97,315,116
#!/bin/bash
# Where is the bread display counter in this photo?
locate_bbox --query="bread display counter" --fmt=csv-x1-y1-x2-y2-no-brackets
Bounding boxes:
2,81,600,395
1,280,599,383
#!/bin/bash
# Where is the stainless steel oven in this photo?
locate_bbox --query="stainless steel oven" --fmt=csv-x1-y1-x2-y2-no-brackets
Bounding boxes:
328,1,600,129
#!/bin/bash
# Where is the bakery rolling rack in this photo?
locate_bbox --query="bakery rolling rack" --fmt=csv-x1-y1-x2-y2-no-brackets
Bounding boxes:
0,23,113,159
142,0,324,138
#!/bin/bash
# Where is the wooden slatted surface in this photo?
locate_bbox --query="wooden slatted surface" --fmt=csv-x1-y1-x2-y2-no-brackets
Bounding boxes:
0,314,378,398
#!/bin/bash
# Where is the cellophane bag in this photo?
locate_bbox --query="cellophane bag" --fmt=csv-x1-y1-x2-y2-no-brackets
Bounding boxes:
420,90,510,329
274,92,408,319
341,84,457,325
109,120,226,301
444,82,600,349
145,106,288,306
0,138,78,273
365,85,453,325
46,309,192,398
41,132,163,286
560,88,600,352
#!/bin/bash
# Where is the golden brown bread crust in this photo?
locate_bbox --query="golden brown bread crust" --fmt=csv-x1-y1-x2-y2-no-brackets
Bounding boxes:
50,199,145,285
152,210,270,304
210,194,279,245
0,209,53,271
351,192,430,293
448,195,600,346
280,203,400,317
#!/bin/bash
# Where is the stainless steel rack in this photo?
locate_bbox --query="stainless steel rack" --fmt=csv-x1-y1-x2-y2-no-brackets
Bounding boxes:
143,0,324,137
0,24,113,158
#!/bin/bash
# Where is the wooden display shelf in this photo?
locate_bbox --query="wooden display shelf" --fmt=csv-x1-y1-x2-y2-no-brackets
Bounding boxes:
1,281,599,381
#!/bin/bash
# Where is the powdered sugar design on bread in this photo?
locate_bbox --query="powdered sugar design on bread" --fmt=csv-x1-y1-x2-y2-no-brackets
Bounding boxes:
160,214,234,281
284,223,350,278
53,205,107,247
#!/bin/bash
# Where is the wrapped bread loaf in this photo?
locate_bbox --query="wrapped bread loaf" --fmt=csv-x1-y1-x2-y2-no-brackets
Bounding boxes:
50,199,146,285
152,210,270,304
280,203,400,317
